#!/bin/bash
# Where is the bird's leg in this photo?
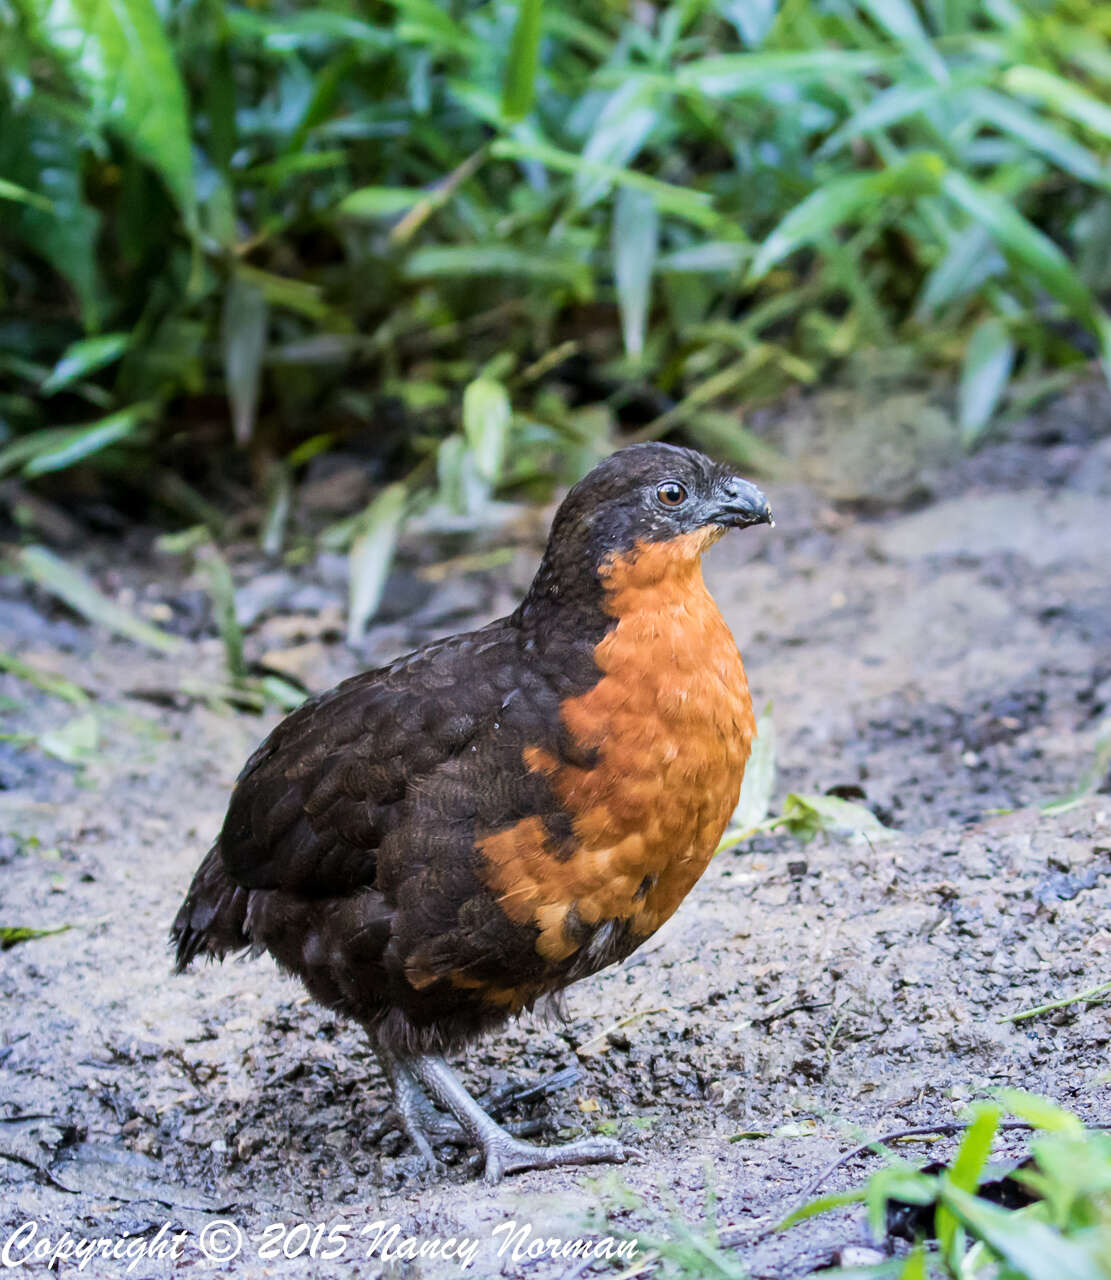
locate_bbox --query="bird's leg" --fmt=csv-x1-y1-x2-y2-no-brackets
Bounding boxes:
371,1046,449,1169
369,1046,545,1163
407,1053,627,1185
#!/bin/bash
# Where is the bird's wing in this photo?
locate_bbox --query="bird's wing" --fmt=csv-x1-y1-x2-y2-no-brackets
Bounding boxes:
217,621,521,896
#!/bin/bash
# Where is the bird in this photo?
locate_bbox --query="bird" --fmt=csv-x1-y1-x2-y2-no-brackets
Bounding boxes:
172,442,772,1184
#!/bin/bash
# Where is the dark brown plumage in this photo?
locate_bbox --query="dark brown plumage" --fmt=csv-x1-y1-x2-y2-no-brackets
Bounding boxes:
172,442,771,1181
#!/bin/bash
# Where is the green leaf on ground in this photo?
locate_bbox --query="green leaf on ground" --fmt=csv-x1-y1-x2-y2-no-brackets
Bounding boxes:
779,792,894,844
38,711,99,764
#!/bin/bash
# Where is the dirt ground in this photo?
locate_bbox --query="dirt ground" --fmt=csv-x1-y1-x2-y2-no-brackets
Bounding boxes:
2,383,1110,1279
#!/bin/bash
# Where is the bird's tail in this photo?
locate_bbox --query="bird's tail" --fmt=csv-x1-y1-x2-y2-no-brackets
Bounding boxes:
171,844,251,972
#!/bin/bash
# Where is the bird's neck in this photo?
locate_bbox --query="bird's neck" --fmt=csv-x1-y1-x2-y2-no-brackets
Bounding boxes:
512,533,720,697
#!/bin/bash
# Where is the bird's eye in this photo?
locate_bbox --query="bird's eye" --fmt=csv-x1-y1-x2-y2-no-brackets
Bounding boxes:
656,481,688,508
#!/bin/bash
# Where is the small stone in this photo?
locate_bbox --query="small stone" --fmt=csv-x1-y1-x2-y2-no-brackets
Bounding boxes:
236,1128,266,1160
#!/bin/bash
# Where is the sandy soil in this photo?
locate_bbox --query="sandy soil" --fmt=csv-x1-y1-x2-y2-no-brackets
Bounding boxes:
2,384,1110,1278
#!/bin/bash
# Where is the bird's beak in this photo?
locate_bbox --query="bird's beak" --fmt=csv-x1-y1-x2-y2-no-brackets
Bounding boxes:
711,477,774,529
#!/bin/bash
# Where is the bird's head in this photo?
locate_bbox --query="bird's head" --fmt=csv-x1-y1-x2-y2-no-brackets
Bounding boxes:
525,443,772,607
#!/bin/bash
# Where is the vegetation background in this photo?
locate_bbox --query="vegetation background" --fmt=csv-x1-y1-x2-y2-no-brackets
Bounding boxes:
4,0,1111,634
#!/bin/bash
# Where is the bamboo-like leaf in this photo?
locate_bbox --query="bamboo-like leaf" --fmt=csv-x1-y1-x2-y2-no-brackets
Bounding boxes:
915,225,1004,318
337,187,424,218
13,546,181,653
938,1183,1105,1280
716,0,777,49
490,137,719,228
967,88,1108,188
22,0,196,224
462,377,511,485
41,332,131,395
942,171,1111,364
817,81,953,159
0,108,102,326
996,1090,1085,1135
405,244,594,300
1004,65,1111,142
750,155,945,280
222,275,268,447
959,316,1015,444
502,0,543,120
347,484,408,645
613,188,658,360
224,7,392,50
676,49,891,98
21,405,147,476
575,80,659,207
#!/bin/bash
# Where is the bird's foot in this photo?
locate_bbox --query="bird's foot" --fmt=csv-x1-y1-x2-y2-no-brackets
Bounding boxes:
477,1132,628,1186
371,1105,543,1152
408,1052,629,1184
371,1047,543,1169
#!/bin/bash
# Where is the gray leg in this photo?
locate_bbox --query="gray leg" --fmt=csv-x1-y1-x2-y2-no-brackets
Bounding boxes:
372,1046,445,1170
408,1053,628,1185
369,1046,544,1164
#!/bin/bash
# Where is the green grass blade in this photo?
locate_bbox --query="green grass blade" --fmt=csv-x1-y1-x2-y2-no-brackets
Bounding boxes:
502,0,543,120
936,1104,1001,1265
337,187,424,218
938,1183,1105,1280
0,651,88,705
197,544,245,682
13,546,181,654
491,137,720,228
967,88,1109,188
1004,65,1111,141
675,49,892,98
858,0,949,82
405,244,594,300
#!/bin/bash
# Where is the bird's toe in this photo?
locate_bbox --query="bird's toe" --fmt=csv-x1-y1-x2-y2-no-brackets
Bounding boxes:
480,1133,628,1184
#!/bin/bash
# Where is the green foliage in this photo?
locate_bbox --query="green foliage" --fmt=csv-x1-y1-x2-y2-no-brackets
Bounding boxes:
782,1096,1111,1279
4,0,1111,527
